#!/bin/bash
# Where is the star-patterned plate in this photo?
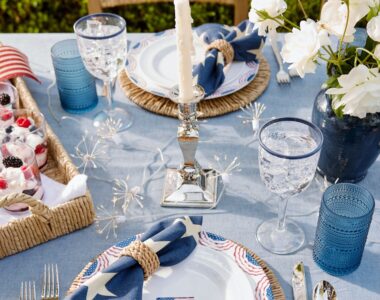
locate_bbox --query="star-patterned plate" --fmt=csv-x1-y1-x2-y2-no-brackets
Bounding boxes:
71,231,275,300
125,29,259,101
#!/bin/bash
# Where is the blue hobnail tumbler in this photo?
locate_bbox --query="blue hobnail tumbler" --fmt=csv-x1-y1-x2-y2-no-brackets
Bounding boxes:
51,39,98,114
313,183,375,276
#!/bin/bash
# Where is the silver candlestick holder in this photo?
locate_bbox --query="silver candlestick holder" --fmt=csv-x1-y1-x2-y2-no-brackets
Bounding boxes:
161,85,219,208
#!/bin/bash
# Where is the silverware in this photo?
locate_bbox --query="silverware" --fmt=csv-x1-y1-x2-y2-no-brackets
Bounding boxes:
20,281,36,300
292,261,308,300
269,31,290,84
313,280,337,300
42,264,59,300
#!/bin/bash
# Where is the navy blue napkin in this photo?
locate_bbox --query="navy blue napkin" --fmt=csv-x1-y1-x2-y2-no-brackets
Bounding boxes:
194,20,265,97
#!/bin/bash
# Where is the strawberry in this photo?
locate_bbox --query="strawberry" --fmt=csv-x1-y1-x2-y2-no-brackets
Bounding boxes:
1,110,13,121
0,178,7,190
16,117,31,128
35,144,46,155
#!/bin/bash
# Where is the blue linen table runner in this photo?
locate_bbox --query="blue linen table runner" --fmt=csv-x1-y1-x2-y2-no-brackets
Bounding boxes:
193,20,265,97
66,216,202,300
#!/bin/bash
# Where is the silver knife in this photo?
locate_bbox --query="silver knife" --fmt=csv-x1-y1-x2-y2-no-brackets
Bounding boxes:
292,261,308,300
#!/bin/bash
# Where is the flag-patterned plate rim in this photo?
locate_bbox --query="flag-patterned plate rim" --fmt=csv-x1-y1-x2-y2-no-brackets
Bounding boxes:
74,231,274,300
125,29,259,101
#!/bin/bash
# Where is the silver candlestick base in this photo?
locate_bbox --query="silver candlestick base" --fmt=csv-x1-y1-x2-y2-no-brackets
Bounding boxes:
161,85,219,208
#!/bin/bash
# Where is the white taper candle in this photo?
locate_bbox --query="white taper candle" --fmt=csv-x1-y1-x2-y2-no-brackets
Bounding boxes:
174,0,194,103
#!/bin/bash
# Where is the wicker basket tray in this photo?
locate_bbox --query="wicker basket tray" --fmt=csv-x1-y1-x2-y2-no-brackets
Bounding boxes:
0,77,95,259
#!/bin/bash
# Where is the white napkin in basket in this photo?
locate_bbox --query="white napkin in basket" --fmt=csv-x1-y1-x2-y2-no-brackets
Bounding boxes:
0,174,87,226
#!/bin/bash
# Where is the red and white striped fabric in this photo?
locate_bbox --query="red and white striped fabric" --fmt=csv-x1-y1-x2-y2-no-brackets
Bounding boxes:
0,45,40,82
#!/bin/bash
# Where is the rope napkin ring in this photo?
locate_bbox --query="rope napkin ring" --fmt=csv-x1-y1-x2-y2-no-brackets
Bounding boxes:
206,39,235,65
119,240,160,280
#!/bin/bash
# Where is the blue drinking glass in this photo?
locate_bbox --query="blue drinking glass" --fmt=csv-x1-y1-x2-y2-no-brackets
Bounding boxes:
313,183,375,276
51,39,98,114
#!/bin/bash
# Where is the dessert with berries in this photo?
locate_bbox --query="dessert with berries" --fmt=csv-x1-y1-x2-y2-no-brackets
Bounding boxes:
0,81,18,109
0,109,48,168
0,143,43,212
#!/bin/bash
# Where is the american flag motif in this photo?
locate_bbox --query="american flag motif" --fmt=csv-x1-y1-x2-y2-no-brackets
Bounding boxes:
72,229,274,300
0,45,40,82
67,216,203,300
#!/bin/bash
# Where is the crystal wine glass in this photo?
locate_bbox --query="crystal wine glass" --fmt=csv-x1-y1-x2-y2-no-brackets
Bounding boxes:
257,117,323,254
74,13,133,130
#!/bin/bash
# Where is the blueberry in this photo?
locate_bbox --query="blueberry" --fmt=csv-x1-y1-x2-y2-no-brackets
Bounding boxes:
22,189,35,196
29,125,37,132
2,136,10,143
5,126,13,134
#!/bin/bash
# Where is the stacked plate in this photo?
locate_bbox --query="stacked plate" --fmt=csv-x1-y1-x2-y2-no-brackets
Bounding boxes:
72,231,276,300
125,29,260,102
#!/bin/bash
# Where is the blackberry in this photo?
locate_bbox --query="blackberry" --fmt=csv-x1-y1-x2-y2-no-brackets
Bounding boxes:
0,93,11,106
3,156,23,168
5,125,13,134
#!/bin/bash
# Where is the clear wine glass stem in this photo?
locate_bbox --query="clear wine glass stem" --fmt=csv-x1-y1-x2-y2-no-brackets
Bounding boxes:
104,80,113,110
277,195,289,231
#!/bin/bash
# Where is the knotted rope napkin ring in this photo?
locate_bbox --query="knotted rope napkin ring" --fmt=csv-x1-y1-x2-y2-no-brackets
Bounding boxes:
206,39,235,65
119,240,160,280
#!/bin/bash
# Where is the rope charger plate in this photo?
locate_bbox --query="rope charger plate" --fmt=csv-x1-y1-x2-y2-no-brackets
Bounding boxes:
68,231,285,299
120,29,270,118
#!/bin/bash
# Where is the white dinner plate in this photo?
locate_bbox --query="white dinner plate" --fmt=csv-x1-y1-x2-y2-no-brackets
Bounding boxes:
73,231,275,300
126,29,259,100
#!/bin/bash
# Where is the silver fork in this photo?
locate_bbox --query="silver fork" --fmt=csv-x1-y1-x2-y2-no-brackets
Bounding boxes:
269,31,290,84
20,281,36,300
42,264,59,300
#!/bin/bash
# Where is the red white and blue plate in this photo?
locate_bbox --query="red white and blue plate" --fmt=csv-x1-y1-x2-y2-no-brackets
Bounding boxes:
74,231,275,300
125,30,259,101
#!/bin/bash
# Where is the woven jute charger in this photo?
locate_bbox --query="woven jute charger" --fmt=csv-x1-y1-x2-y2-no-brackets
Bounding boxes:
67,238,285,299
119,56,271,118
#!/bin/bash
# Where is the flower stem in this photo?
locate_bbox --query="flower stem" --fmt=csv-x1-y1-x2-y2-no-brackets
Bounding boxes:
297,0,308,19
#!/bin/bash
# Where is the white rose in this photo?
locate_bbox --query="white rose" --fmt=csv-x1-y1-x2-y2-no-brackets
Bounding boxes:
281,19,331,78
326,65,380,118
249,0,287,36
367,15,380,41
319,0,355,42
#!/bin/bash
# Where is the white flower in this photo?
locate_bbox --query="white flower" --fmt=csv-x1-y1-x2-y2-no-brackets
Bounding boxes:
374,44,380,59
249,0,287,36
326,65,380,118
350,0,371,23
281,19,331,78
319,0,371,42
367,15,380,41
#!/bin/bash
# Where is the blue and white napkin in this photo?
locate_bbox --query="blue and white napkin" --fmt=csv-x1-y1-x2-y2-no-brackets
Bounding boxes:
194,20,265,97
66,216,203,300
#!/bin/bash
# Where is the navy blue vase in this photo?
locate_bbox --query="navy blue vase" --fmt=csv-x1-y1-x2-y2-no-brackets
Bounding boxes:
312,90,380,183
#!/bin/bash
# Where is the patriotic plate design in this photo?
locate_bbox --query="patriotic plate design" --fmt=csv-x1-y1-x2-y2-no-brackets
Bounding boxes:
76,232,274,300
125,30,259,101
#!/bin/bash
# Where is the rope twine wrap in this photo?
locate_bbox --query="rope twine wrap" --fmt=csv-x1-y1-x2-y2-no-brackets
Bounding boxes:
0,193,51,223
206,39,235,65
119,240,160,280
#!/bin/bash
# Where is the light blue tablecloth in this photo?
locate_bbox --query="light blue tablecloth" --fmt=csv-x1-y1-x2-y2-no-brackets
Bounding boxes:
0,33,379,300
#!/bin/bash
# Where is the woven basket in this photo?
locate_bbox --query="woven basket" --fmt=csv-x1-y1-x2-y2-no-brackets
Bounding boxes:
0,77,95,259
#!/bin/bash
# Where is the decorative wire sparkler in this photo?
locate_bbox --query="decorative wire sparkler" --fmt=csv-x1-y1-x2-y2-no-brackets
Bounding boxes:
238,102,266,135
208,154,242,184
95,205,127,239
112,176,144,214
70,133,108,174
96,117,123,140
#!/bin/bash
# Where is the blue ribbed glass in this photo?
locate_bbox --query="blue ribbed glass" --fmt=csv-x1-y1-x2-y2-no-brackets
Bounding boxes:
51,39,98,114
313,183,375,276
